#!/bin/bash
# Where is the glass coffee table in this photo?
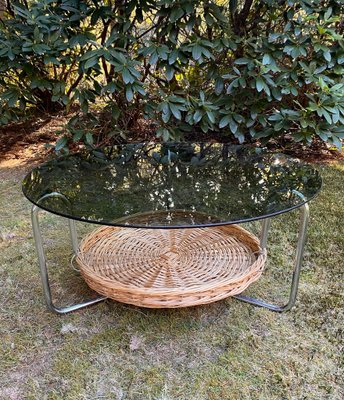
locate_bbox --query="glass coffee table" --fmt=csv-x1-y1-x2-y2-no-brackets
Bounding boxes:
22,142,321,314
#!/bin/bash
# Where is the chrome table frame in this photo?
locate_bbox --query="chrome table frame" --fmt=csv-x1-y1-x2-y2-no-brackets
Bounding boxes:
234,201,309,312
31,193,106,314
31,192,309,314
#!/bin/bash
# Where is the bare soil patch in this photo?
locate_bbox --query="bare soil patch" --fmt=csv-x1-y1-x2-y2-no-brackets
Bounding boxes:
0,112,67,180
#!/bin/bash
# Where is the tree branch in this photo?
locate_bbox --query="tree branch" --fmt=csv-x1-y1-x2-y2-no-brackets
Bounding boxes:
100,19,110,82
233,0,255,35
67,73,84,96
239,0,254,21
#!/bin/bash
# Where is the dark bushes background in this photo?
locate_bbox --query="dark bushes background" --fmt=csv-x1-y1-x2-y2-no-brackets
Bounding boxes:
0,0,343,150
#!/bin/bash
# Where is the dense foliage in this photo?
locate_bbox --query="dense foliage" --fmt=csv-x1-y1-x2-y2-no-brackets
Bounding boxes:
0,0,344,150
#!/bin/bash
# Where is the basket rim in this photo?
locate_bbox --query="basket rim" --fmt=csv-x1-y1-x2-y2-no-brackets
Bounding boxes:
76,225,267,296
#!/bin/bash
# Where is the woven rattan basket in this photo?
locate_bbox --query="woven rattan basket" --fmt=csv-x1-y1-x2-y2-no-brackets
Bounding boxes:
76,224,266,308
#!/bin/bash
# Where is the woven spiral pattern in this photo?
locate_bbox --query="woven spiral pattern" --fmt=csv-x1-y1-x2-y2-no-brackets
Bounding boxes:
76,224,266,308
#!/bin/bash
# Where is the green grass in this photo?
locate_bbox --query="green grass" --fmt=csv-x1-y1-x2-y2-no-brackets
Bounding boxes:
0,162,343,400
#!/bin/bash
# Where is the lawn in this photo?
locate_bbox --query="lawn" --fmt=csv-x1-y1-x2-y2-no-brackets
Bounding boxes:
0,159,343,400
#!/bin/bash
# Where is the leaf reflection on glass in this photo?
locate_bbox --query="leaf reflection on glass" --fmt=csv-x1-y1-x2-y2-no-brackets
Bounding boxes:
22,143,321,228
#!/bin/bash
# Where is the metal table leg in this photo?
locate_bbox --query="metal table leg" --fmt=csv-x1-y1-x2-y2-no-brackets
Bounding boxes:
234,202,309,312
31,193,106,314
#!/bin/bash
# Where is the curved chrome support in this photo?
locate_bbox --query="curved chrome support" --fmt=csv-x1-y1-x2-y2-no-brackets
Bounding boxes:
70,254,80,273
234,192,310,312
36,193,79,257
31,193,106,314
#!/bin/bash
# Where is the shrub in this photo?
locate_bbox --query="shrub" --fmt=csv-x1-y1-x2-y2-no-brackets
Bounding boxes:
0,0,343,150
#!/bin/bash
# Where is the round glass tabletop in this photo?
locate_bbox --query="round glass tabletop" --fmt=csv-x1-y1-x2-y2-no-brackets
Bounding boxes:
22,142,321,228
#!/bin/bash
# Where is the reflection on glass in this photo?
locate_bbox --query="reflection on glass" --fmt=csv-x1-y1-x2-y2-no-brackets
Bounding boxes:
22,142,322,228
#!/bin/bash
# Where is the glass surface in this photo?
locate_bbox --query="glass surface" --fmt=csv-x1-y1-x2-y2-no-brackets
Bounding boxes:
22,142,321,228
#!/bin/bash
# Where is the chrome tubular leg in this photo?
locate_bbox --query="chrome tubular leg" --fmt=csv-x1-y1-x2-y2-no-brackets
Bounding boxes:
31,203,106,314
31,204,53,310
260,218,271,250
68,218,79,255
234,203,310,312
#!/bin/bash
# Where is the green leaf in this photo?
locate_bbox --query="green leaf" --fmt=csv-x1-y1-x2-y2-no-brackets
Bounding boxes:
262,54,271,65
206,111,215,123
201,46,213,59
227,78,240,93
268,33,281,42
219,115,230,128
55,137,68,151
128,66,141,79
169,103,182,120
194,110,203,123
104,82,117,94
149,52,159,65
169,49,179,65
85,132,94,146
44,56,59,65
156,128,170,141
205,13,214,26
84,57,98,70
192,44,202,61
200,121,209,133
122,68,133,84
111,104,120,119
133,83,146,96
324,7,332,20
163,129,170,142
331,136,342,150
162,109,171,123
161,155,170,164
32,44,50,55
72,130,84,142
234,58,251,65
322,109,332,124
256,77,264,92
80,49,102,61
323,50,331,62
233,114,244,123
165,66,175,81
333,127,344,138
170,8,184,23
229,119,238,134
235,131,245,144
271,88,282,101
110,50,127,65
157,46,169,60
209,3,227,22
268,113,283,121
215,78,224,94
126,86,134,102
